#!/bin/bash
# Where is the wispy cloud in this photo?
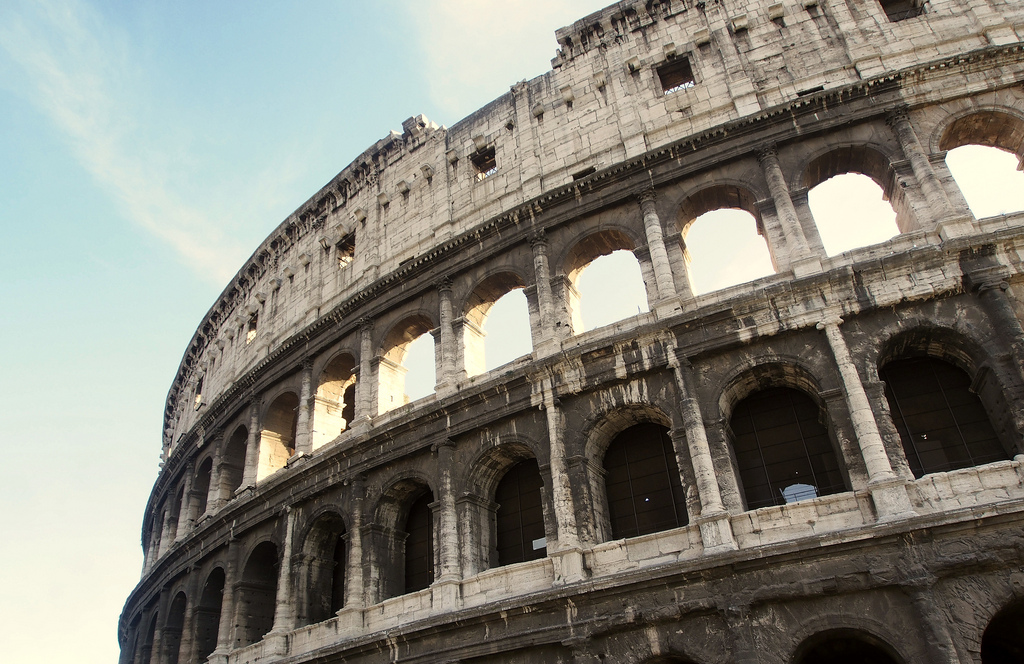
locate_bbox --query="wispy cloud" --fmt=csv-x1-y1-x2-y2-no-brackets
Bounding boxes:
0,0,245,283
402,0,611,118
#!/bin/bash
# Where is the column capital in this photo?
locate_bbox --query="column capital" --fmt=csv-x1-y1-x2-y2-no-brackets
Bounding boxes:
884,104,911,128
637,186,657,208
816,314,844,330
528,228,548,249
756,141,779,165
301,355,314,370
436,276,453,295
357,316,373,332
431,437,457,453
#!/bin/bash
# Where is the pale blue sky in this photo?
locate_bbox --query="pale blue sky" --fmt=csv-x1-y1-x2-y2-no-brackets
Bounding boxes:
1,2,1022,663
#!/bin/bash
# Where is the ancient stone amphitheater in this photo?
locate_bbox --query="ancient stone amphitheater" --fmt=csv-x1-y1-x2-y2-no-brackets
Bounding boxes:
120,1,1024,662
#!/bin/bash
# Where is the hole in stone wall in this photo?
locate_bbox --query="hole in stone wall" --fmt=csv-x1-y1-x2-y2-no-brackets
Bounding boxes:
337,231,355,268
878,0,923,22
657,57,696,94
808,173,899,256
946,144,1024,219
471,147,497,180
574,250,649,332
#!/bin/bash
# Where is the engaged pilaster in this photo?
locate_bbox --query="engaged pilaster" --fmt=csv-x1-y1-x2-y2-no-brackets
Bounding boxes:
757,143,820,275
294,358,313,455
638,188,680,304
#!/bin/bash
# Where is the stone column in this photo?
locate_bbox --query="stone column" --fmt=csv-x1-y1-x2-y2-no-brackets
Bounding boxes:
294,358,313,455
976,278,1024,374
530,230,564,354
266,507,297,655
907,584,964,664
817,315,916,520
354,318,376,425
540,382,586,584
757,143,819,275
158,502,176,558
240,397,261,489
436,278,458,392
207,541,240,664
175,462,195,540
668,352,736,553
886,107,955,222
343,476,366,610
638,188,678,302
206,430,225,513
433,439,462,582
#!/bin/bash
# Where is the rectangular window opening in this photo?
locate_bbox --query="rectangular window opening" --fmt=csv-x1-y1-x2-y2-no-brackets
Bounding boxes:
657,57,696,94
246,314,258,345
572,166,597,181
471,147,497,181
879,0,923,21
337,231,355,268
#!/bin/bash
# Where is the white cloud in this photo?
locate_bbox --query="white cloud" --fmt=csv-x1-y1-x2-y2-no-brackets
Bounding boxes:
403,0,611,118
0,0,245,283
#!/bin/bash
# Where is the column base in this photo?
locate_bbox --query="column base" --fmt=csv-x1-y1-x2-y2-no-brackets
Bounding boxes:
936,215,976,241
206,649,230,664
335,605,365,634
431,578,462,612
792,254,823,278
262,629,290,658
653,297,684,320
869,476,917,522
696,510,738,554
551,548,587,586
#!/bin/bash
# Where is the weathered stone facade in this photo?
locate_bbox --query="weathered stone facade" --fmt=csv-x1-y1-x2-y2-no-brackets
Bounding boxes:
120,1,1024,662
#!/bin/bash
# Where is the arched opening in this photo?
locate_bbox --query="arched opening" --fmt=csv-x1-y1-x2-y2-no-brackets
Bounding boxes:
193,457,212,519
805,147,903,255
299,512,348,626
495,458,547,566
168,485,185,541
794,629,904,664
219,426,247,501
379,315,436,414
162,592,187,664
463,272,532,377
982,598,1024,663
945,145,1024,218
258,392,299,480
730,387,847,510
235,542,278,647
881,356,1009,478
313,353,357,449
678,185,775,294
193,568,224,663
139,611,158,664
603,423,688,540
149,506,165,561
566,230,649,333
404,491,435,594
374,479,436,600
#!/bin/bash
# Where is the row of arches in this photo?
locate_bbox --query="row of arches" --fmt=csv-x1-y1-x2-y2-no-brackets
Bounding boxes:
188,107,1024,425
147,321,1020,608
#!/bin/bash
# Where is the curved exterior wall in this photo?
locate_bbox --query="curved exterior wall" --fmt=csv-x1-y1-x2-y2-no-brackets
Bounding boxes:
121,1,1024,663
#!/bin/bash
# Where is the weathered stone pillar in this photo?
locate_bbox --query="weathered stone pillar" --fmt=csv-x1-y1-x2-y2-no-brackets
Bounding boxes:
436,278,458,392
539,380,586,584
205,430,225,513
723,605,760,664
638,188,678,302
176,587,197,664
886,107,955,222
175,462,195,540
354,318,376,424
530,230,565,354
434,439,462,582
977,278,1024,373
907,584,964,664
343,476,366,610
207,541,240,664
265,507,297,655
294,358,314,455
668,352,736,553
818,315,916,520
757,143,819,275
240,397,261,489
158,501,176,558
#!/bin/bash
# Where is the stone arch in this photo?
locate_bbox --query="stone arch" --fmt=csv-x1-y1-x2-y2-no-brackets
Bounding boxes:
235,540,279,647
192,455,213,519
561,227,648,333
792,628,906,664
371,474,437,600
296,508,348,626
192,566,225,663
162,591,187,664
674,183,776,294
462,270,532,376
139,610,158,664
463,439,549,574
218,425,248,502
258,391,299,480
876,326,1016,478
313,352,357,449
981,596,1024,663
938,108,1024,156
580,404,682,543
718,361,849,511
378,313,436,414
800,143,908,245
167,483,186,543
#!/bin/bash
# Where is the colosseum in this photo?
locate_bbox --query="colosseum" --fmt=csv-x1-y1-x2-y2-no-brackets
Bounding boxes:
120,1,1024,662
